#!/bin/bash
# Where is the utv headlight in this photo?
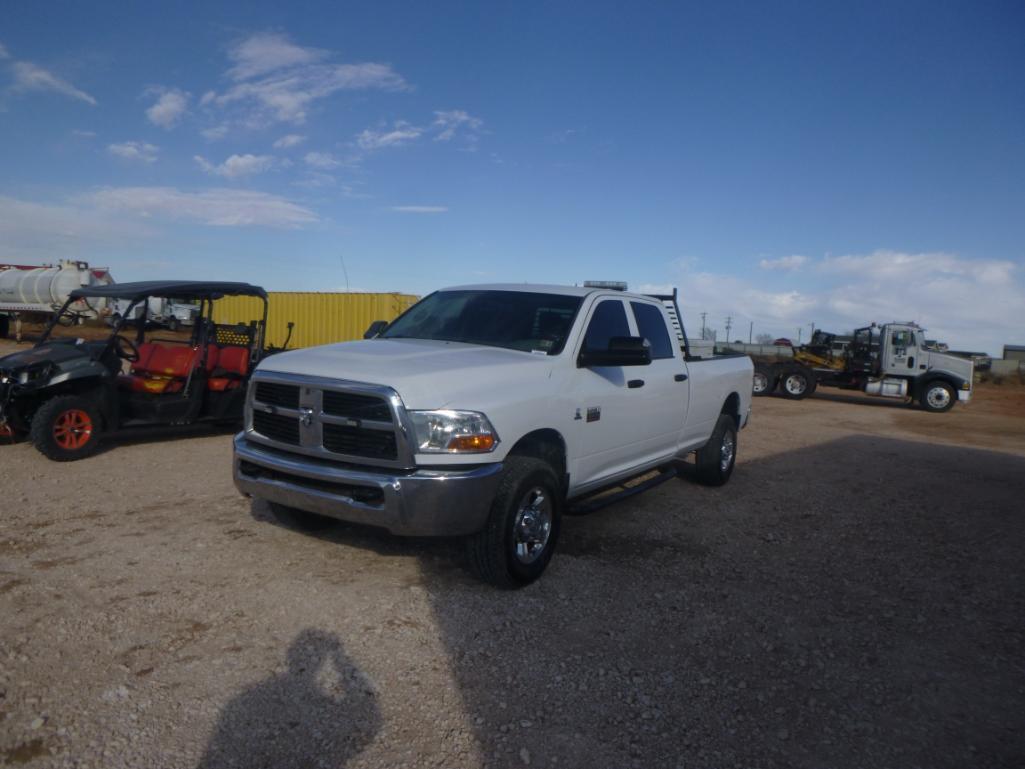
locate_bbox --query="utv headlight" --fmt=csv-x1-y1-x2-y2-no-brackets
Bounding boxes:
17,363,52,385
408,410,499,453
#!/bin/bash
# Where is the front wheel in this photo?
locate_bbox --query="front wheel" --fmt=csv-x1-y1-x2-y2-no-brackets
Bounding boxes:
920,380,956,413
693,414,738,486
30,395,103,461
467,456,562,588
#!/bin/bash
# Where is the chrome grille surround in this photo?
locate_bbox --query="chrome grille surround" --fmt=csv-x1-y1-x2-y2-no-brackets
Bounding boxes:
245,370,417,470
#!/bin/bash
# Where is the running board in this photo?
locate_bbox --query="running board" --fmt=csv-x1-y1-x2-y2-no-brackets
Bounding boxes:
567,465,679,515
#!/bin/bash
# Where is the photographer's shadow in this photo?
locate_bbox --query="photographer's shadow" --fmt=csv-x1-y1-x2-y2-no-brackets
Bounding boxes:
197,628,381,769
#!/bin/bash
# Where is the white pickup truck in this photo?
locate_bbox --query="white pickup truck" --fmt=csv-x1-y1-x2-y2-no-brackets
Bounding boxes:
233,283,753,586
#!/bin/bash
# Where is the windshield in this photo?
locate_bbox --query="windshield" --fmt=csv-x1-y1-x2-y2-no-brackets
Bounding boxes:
382,290,582,355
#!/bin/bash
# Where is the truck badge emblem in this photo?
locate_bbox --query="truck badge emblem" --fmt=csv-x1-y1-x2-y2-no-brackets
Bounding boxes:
574,408,582,421
586,407,601,423
299,407,314,427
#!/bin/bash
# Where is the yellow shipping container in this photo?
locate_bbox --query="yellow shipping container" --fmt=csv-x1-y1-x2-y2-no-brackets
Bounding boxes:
212,292,419,350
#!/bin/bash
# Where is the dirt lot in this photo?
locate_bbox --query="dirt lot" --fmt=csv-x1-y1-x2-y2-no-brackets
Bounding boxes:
2,340,1023,768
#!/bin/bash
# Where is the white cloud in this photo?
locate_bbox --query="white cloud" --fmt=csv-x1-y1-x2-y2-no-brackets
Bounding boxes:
0,42,10,60
432,110,483,142
759,254,808,271
71,129,96,138
356,121,422,151
303,151,340,169
11,61,97,105
107,141,159,163
145,87,189,129
390,205,448,213
86,187,317,227
274,133,306,149
200,124,230,141
194,153,276,178
226,32,328,81
204,32,408,125
642,249,1025,355
0,195,152,259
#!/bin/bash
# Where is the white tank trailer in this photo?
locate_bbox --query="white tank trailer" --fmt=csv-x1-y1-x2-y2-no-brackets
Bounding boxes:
0,260,115,339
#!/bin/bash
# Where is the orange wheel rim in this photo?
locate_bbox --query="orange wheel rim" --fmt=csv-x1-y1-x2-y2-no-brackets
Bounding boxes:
52,409,93,450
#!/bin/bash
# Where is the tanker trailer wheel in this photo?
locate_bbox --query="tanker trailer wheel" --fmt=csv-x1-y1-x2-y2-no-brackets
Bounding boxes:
30,395,103,461
920,380,956,413
752,366,775,396
779,366,817,400
0,315,8,339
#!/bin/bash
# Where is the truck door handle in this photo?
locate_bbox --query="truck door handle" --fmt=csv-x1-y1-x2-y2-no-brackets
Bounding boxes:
628,379,645,389
674,373,688,382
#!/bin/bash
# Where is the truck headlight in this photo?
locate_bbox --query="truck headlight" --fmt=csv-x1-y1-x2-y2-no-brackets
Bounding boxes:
408,410,499,453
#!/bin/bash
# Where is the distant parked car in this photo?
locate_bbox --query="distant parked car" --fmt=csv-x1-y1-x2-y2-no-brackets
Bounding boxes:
773,338,793,347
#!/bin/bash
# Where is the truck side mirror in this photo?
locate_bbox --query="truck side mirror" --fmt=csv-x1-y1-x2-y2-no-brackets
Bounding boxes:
578,336,652,367
364,320,388,339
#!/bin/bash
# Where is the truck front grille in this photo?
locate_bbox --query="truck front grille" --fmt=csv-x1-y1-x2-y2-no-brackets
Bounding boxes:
254,381,300,409
252,410,301,445
322,391,392,422
248,373,410,468
323,424,397,459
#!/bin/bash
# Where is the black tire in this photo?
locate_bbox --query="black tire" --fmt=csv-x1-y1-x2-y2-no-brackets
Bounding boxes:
268,502,336,531
0,315,8,339
694,413,738,486
778,366,816,399
30,395,103,461
467,456,562,588
167,316,180,332
920,380,956,413
752,365,775,396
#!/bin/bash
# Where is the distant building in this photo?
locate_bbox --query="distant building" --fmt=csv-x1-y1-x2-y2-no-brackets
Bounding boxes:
1003,345,1025,362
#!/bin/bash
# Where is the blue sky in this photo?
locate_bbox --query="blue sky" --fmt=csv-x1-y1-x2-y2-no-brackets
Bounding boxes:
1,1,1023,353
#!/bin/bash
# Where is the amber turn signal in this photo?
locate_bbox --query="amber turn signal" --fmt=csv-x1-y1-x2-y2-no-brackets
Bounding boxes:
447,434,495,452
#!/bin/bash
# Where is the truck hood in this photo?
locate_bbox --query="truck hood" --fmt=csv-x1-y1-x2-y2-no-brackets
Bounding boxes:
257,338,556,410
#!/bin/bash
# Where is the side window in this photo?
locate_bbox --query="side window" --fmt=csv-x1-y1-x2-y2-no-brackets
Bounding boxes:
630,302,674,359
582,300,630,350
891,330,913,348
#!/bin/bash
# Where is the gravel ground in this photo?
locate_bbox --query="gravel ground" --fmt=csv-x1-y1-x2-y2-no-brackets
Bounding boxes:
1,362,1023,768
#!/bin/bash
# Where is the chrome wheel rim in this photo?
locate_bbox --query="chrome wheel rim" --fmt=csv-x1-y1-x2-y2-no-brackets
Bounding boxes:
784,374,807,395
752,372,768,393
512,486,553,565
926,386,951,410
720,431,735,473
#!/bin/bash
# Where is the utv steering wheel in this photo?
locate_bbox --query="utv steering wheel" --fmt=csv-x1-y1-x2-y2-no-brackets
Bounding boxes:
114,335,140,363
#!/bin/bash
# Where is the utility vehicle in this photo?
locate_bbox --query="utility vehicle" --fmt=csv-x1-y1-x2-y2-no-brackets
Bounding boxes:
0,280,269,460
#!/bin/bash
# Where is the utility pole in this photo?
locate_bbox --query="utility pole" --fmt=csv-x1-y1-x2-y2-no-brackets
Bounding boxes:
797,327,802,345
724,315,733,342
748,321,753,344
809,322,815,339
700,312,707,338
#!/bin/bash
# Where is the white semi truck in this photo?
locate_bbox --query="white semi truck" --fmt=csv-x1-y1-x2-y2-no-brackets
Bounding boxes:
0,260,115,340
233,282,754,587
751,323,974,412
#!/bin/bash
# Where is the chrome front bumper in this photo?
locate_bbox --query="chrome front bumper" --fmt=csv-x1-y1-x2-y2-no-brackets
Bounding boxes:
233,433,504,536
958,389,972,403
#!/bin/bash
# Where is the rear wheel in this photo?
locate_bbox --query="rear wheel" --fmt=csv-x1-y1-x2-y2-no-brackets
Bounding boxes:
920,380,956,413
779,366,816,399
752,366,775,396
30,395,103,461
468,456,562,588
694,413,738,486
